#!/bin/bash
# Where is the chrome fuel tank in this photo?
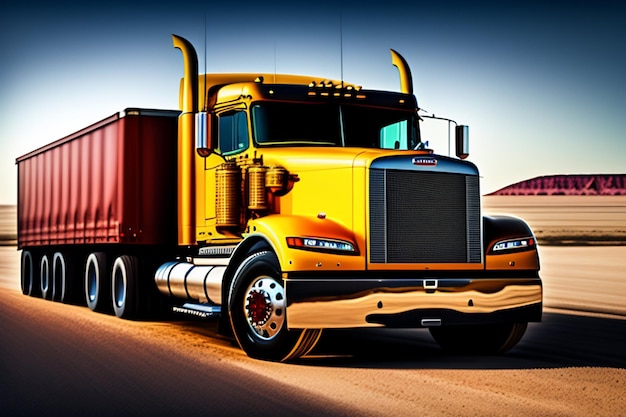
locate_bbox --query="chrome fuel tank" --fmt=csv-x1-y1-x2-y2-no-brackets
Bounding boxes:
155,259,226,304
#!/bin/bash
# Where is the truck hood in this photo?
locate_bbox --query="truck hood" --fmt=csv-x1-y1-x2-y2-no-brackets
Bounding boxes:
257,147,471,240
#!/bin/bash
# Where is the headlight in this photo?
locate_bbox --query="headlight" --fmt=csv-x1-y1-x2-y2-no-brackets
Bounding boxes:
286,237,357,255
491,237,536,254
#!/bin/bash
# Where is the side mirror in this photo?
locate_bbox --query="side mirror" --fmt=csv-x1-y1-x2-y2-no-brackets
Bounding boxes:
455,125,469,159
195,112,212,157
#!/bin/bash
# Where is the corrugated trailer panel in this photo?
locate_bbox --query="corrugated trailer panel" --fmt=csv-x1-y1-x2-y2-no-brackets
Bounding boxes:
16,109,179,248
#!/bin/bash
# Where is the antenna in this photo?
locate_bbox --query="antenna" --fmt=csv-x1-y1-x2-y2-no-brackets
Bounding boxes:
274,41,277,84
340,14,344,88
204,13,207,110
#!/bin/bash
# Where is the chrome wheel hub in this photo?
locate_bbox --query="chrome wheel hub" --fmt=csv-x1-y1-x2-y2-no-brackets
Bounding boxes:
244,276,285,340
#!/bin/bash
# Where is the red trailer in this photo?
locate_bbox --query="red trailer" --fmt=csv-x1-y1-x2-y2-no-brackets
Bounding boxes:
17,108,179,310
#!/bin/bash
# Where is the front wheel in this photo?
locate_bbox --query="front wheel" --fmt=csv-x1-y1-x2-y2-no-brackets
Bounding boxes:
228,251,321,362
429,322,528,355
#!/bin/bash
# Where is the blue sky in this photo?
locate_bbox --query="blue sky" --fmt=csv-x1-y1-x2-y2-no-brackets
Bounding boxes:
1,0,624,203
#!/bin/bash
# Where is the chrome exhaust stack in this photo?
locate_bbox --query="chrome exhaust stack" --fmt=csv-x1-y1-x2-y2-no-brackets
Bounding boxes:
390,49,413,95
172,34,198,246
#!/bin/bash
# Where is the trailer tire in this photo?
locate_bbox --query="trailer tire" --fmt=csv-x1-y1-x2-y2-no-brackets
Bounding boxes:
40,254,52,300
228,251,321,362
112,255,139,319
21,250,37,296
85,252,110,313
429,322,528,355
52,252,77,304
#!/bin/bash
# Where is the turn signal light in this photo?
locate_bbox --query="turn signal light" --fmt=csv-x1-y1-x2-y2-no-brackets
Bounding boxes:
286,237,357,255
491,237,536,254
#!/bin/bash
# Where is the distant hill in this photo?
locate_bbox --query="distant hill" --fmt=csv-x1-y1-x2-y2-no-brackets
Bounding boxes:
489,174,626,196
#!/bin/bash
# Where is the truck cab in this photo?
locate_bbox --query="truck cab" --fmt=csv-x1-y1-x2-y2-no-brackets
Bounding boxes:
160,36,542,361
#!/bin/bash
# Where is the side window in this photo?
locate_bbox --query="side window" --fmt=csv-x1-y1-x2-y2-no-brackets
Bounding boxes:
218,111,249,154
380,120,407,150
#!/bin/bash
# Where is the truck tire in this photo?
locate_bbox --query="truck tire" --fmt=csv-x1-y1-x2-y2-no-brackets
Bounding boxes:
111,255,139,319
85,252,111,313
52,252,77,304
228,251,321,362
21,250,34,296
40,254,52,300
429,322,528,355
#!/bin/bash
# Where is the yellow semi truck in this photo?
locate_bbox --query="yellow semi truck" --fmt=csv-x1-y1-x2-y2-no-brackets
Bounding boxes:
17,35,542,361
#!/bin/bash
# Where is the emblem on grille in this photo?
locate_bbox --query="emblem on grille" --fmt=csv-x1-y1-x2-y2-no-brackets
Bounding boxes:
412,157,437,166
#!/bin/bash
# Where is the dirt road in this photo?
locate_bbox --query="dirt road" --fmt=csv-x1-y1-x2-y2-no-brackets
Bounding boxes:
1,247,624,416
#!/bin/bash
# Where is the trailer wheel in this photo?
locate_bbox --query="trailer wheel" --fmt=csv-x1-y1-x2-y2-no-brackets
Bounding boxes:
52,252,77,304
85,252,110,312
112,255,139,319
21,250,36,296
40,254,52,300
429,322,528,355
228,251,321,362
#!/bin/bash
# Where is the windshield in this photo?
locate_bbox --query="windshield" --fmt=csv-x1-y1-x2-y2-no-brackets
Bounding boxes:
251,102,421,150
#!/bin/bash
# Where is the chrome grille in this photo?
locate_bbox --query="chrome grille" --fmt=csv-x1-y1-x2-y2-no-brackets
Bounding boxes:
369,169,481,264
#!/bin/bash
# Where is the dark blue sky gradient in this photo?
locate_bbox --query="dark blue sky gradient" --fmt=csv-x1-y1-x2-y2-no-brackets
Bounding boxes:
1,0,625,202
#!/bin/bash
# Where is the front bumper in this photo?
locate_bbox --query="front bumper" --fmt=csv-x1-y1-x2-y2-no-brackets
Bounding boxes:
285,275,542,329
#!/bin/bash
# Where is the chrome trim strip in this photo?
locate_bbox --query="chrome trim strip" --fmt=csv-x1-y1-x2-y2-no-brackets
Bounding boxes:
173,303,222,318
383,171,388,261
421,318,442,327
423,279,438,290
370,154,479,175
193,257,230,266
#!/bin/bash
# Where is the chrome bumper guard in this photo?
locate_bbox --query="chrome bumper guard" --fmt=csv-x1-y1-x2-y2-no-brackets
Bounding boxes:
285,277,542,329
